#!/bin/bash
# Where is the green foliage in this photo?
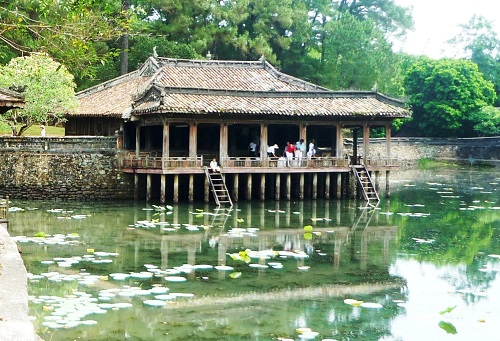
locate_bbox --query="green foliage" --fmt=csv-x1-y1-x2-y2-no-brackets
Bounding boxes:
0,53,77,136
469,106,500,136
403,57,496,137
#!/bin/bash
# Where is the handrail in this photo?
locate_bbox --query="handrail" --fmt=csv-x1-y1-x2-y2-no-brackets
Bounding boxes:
119,153,399,170
221,156,349,168
120,154,203,169
0,196,9,221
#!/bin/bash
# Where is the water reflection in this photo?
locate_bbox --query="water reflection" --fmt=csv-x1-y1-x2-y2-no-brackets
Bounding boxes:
6,167,500,340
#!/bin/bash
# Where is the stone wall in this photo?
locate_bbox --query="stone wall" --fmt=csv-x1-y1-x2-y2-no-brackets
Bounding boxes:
366,137,500,167
0,137,133,200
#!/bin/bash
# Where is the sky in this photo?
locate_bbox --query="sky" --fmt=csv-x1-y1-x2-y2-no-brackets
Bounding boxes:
392,0,500,58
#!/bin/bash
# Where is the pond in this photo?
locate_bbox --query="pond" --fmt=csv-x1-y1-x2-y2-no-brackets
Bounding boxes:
6,166,500,341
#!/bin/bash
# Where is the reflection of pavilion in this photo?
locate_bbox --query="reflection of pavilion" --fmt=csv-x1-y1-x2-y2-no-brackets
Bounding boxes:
131,203,397,272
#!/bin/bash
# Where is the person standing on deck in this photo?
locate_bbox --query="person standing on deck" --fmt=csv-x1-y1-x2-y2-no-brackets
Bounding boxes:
307,139,316,158
285,142,295,166
40,124,46,137
267,144,278,157
248,140,257,156
295,139,306,165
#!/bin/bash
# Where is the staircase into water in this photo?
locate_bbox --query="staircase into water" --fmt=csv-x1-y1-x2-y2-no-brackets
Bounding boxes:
352,165,380,206
204,167,233,207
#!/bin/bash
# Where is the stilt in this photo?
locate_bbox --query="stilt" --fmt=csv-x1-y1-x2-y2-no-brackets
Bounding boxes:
375,171,380,192
146,174,152,202
299,173,304,200
260,174,265,201
173,174,179,203
285,173,291,201
246,174,252,200
160,174,166,204
325,172,330,199
204,176,209,202
385,170,391,197
275,174,280,200
134,173,139,200
349,172,356,199
188,174,194,202
336,173,341,199
233,174,239,202
312,173,317,200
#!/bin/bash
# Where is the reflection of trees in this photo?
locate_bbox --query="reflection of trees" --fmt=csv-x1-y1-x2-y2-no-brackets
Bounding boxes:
389,167,499,303
11,199,407,340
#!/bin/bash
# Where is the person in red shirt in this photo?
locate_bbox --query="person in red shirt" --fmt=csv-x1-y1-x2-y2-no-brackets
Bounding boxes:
285,142,296,166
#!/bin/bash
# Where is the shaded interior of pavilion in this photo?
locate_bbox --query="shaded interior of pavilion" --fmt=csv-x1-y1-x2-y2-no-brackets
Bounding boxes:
122,121,394,165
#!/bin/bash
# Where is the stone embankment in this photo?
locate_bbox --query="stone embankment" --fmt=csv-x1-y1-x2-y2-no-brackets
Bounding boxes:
0,221,40,341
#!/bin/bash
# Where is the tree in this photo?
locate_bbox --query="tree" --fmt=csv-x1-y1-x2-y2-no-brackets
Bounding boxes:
319,14,404,95
0,0,129,82
450,15,500,106
404,57,496,137
0,53,77,136
469,106,500,136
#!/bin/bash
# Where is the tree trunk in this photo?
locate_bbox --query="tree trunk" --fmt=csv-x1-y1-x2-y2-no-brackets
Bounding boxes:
120,0,130,75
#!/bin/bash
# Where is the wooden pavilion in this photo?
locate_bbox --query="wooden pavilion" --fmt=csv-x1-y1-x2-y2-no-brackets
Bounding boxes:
0,88,24,115
67,56,410,204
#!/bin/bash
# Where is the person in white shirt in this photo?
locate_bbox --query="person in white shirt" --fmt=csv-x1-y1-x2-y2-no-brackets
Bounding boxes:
40,124,46,137
210,158,220,172
267,144,278,157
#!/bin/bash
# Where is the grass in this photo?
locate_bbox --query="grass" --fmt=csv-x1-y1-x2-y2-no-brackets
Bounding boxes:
0,124,65,137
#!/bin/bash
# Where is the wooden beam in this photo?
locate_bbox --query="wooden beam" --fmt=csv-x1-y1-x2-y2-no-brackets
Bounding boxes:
260,123,268,160
173,174,179,203
220,123,228,164
246,173,252,200
135,125,141,158
146,174,152,202
162,123,169,159
233,174,239,202
275,174,280,200
336,124,343,158
204,176,209,203
312,173,317,199
260,173,265,201
363,123,370,160
189,122,197,158
188,174,194,202
385,123,392,158
134,173,139,200
160,174,166,204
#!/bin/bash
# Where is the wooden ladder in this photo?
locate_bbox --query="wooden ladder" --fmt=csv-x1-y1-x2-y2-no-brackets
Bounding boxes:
204,167,233,207
352,165,380,206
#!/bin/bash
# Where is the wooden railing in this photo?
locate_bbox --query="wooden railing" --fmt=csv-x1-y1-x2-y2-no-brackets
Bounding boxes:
119,152,398,170
120,154,203,169
222,156,349,168
0,197,8,221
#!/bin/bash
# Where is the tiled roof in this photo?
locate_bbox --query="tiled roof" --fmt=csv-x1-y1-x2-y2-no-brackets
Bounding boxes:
0,88,25,109
72,57,410,119
133,91,408,117
74,72,150,117
153,58,327,92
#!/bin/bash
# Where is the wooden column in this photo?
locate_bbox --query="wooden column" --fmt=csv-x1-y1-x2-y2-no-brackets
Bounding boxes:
162,123,169,158
189,122,197,158
299,123,307,141
325,172,330,199
336,173,341,199
260,123,268,159
385,123,392,158
160,174,166,204
260,174,265,201
188,174,194,202
312,173,318,199
204,176,209,202
246,174,252,200
299,173,304,200
134,173,139,200
386,170,391,198
336,124,343,158
173,174,179,203
135,125,141,158
363,123,370,161
233,174,239,202
375,171,380,192
285,173,291,201
146,174,152,202
219,123,228,165
275,174,281,200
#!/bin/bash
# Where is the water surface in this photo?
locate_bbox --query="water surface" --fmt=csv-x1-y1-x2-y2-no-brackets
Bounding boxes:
7,166,500,341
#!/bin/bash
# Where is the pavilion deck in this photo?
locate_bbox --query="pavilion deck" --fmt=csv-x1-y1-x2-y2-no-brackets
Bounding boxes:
119,153,400,174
